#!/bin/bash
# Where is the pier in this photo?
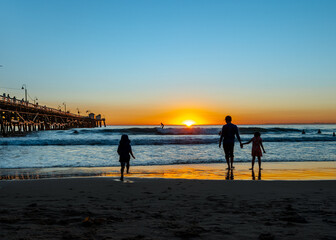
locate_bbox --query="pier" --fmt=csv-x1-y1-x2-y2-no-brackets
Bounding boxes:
0,95,106,137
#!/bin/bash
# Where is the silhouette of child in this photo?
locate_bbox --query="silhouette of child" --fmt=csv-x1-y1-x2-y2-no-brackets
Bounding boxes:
117,134,135,181
242,132,266,170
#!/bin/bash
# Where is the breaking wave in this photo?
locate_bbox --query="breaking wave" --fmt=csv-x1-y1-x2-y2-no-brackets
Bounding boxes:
1,136,335,146
71,126,303,135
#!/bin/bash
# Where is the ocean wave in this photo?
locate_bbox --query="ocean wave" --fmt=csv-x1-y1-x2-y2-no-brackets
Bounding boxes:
0,136,335,146
1,158,334,170
71,126,304,136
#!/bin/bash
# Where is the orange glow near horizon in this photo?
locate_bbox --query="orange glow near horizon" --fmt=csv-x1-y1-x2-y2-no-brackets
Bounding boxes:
98,109,336,125
182,120,196,127
57,102,336,125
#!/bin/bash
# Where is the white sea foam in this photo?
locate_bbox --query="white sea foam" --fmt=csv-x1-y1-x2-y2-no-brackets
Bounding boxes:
0,124,335,169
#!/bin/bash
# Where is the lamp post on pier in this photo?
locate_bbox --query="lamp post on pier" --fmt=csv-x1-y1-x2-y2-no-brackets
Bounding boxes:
21,84,27,102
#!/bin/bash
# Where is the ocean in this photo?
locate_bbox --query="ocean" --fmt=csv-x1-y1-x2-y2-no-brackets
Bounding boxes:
0,124,335,169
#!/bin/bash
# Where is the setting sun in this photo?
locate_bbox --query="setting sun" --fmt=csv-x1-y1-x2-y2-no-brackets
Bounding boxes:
182,120,196,127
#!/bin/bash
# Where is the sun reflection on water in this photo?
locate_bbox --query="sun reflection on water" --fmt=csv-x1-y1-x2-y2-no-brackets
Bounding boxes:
1,162,335,181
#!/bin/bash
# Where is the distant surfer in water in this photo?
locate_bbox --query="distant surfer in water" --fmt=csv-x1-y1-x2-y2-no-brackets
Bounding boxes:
161,123,164,129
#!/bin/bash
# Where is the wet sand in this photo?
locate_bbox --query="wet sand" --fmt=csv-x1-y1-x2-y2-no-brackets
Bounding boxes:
0,178,336,239
1,161,336,180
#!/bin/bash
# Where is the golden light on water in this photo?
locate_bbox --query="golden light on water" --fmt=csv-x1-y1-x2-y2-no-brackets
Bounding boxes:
98,162,336,180
182,120,196,127
1,162,335,180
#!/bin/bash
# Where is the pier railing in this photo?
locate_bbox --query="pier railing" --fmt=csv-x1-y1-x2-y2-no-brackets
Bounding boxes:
0,95,106,136
1,95,82,118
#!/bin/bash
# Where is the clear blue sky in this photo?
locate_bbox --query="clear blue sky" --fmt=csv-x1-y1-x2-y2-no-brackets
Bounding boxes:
1,0,335,124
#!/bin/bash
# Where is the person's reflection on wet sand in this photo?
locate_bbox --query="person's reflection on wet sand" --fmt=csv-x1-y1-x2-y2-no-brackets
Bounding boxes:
225,169,234,180
258,169,261,180
252,169,262,180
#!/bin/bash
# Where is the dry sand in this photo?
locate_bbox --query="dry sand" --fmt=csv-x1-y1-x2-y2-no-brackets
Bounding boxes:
0,178,335,240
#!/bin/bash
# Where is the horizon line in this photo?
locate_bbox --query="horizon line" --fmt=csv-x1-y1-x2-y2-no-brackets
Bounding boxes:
105,122,336,126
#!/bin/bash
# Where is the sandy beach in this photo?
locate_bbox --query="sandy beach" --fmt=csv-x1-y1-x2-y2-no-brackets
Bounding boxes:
1,177,335,240
1,0,336,239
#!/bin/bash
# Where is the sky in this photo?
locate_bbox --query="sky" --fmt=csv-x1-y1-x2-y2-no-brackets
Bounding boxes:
1,0,335,125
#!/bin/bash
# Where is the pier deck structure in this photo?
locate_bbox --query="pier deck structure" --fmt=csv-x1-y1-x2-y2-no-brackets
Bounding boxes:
0,95,106,137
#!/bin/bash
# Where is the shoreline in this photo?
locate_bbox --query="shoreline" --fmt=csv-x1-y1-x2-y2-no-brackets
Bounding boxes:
1,161,335,181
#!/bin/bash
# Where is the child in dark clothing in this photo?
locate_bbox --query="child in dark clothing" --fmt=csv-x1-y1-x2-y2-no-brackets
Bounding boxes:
117,135,135,181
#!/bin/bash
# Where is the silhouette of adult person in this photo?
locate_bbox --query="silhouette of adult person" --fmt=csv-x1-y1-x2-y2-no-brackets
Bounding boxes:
161,122,164,129
219,115,243,170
